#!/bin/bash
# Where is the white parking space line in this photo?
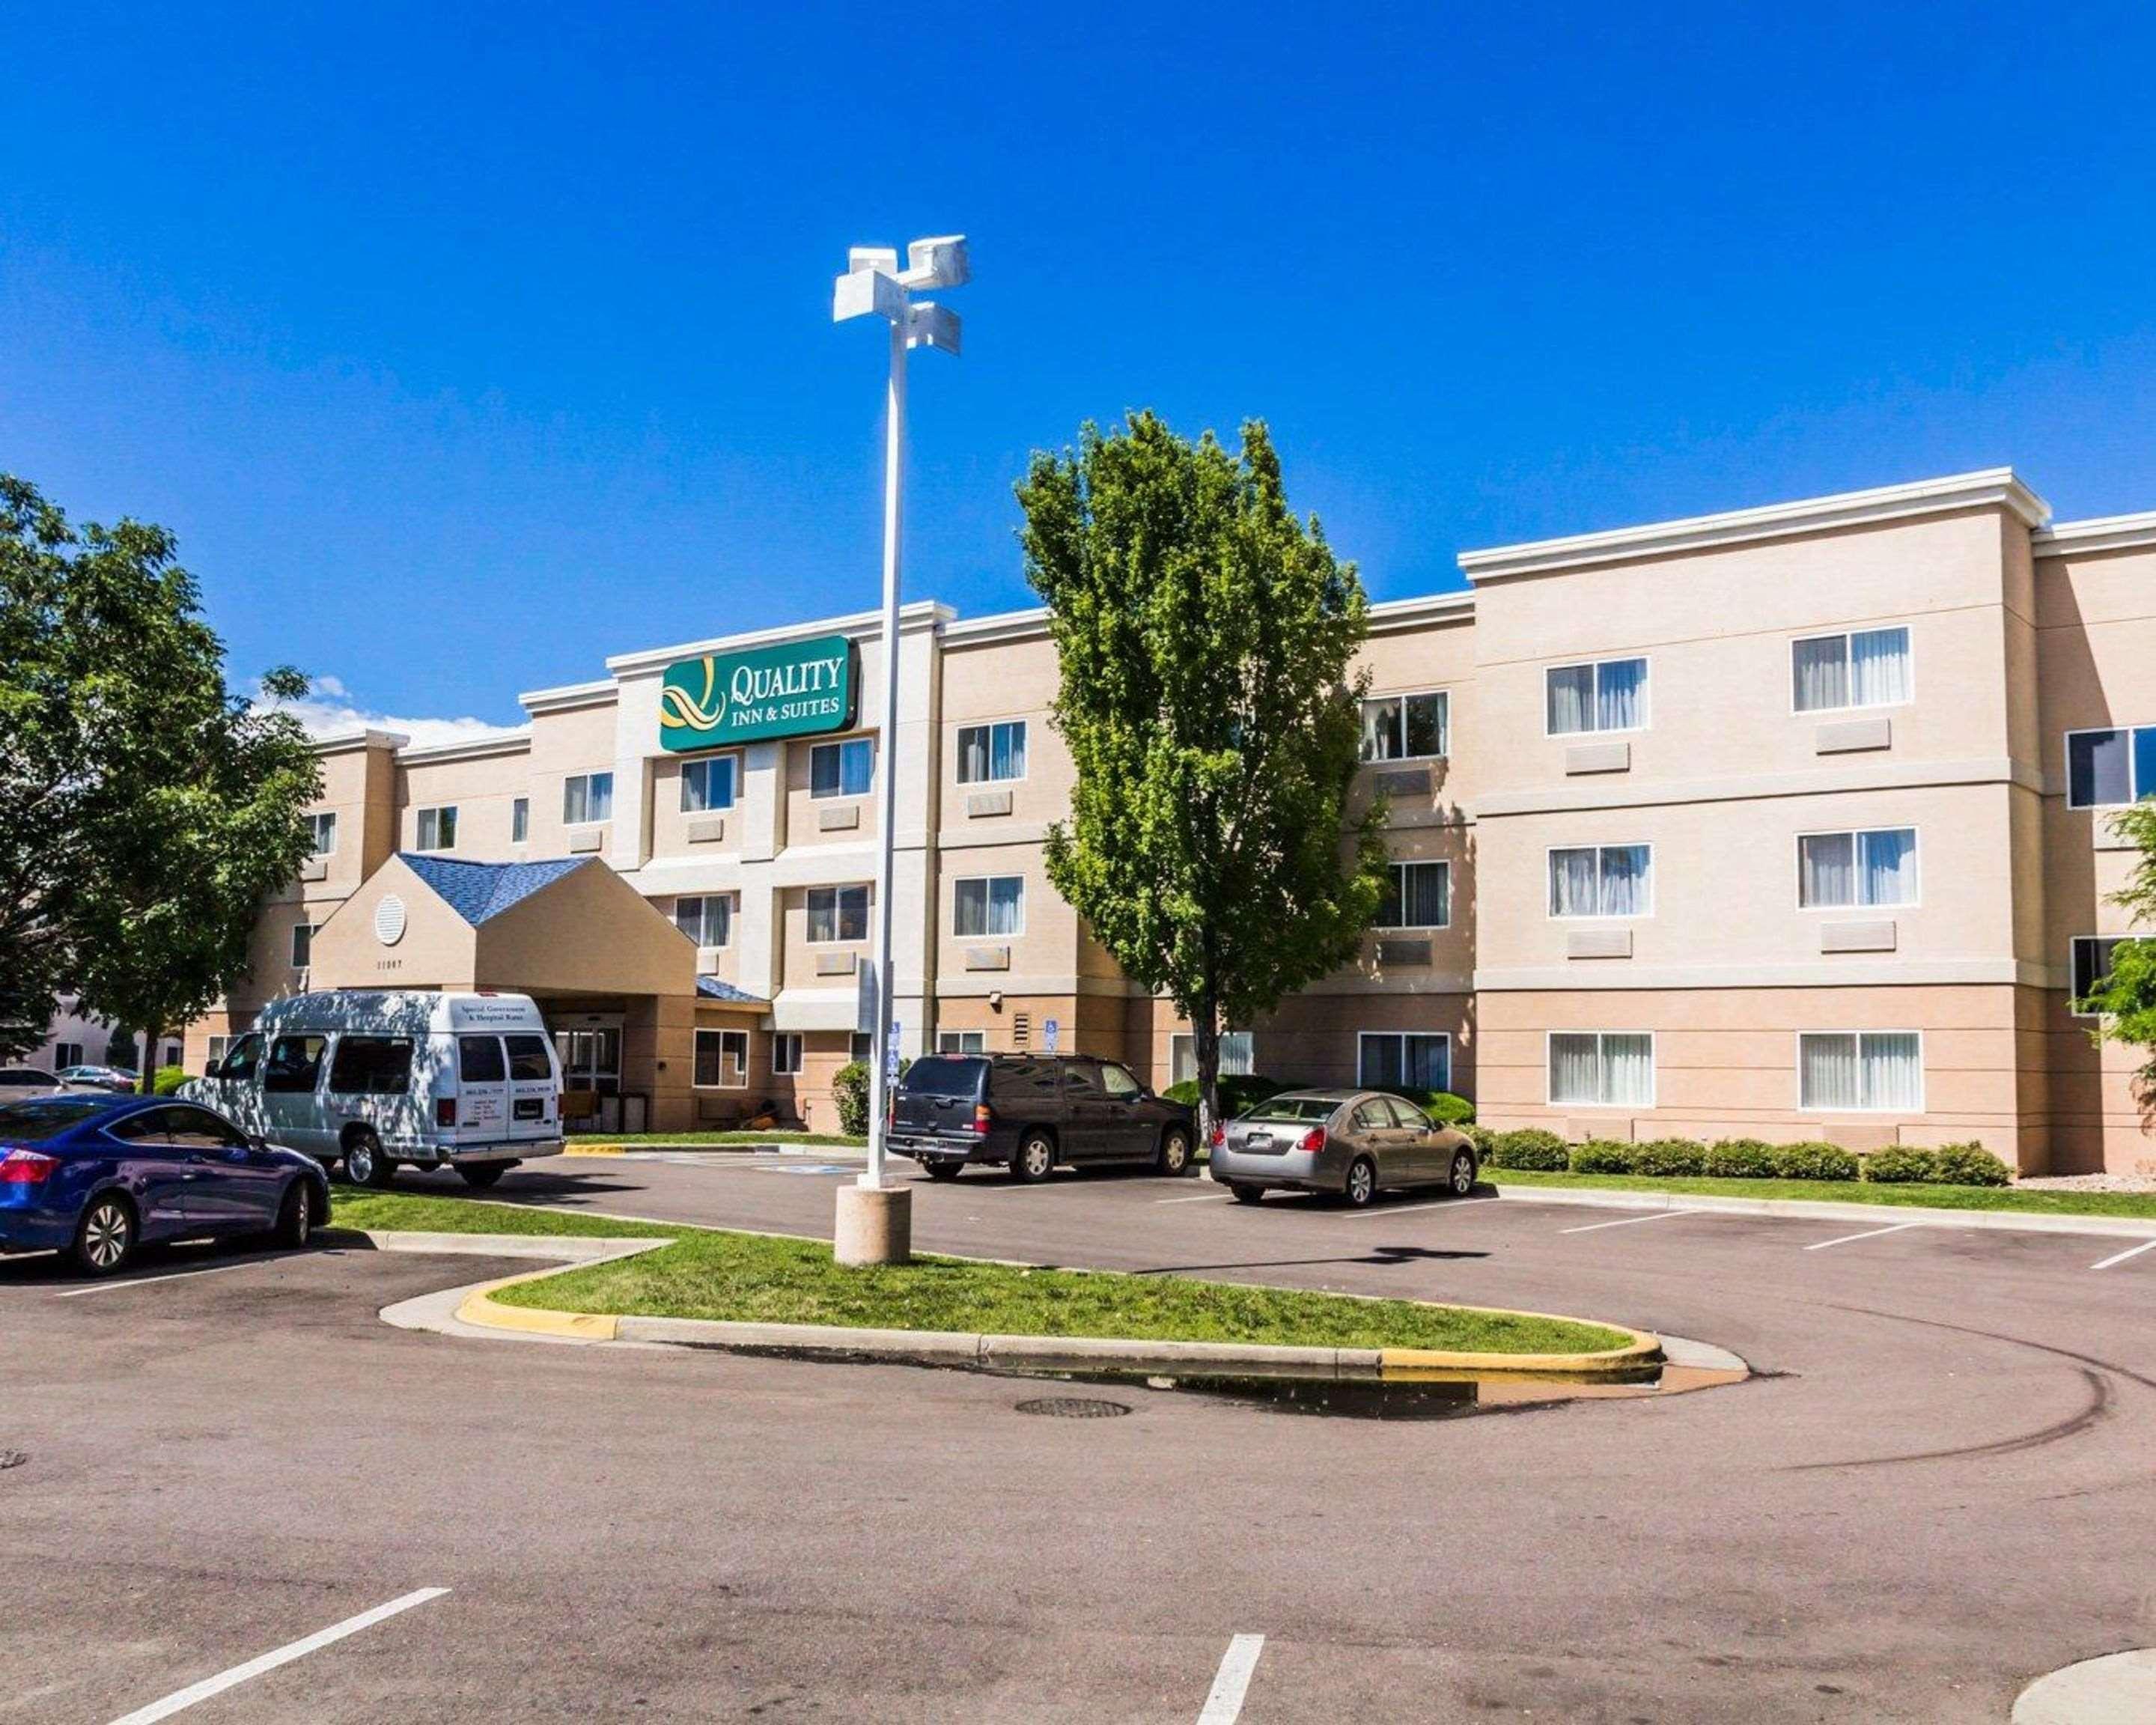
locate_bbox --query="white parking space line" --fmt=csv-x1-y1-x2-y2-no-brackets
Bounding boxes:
1558,1208,1699,1235
1197,1634,1265,1724
2090,1238,2156,1272
1343,1200,1460,1221
1803,1220,1926,1253
1157,1191,1228,1205
106,1586,450,1724
55,1256,281,1299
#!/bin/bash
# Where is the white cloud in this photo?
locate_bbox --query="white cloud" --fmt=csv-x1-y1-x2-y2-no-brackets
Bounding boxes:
256,679,527,752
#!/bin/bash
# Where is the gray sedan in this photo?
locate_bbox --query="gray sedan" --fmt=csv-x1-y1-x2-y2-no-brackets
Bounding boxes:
1208,1088,1479,1208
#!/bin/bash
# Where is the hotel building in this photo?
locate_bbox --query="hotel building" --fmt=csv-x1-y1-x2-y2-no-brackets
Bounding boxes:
184,469,2156,1172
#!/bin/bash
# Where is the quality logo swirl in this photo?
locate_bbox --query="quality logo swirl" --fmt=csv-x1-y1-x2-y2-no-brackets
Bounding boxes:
660,656,728,738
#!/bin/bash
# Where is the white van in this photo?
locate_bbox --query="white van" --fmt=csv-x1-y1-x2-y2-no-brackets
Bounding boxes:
186,991,564,1189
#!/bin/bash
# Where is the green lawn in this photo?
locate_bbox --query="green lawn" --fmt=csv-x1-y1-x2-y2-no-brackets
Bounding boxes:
333,1190,1627,1355
571,1130,866,1149
1490,1166,2156,1219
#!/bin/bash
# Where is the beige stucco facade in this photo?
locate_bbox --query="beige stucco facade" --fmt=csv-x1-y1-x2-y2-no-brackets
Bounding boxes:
186,469,2155,1168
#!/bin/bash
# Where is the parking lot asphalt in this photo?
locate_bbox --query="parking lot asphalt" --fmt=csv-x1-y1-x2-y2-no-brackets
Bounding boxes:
3,1154,2152,1723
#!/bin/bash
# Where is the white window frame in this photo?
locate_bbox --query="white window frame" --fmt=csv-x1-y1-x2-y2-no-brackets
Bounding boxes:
2069,935,2138,1017
1360,690,1450,762
1795,1030,1925,1113
692,1028,749,1090
674,894,736,949
563,771,614,827
1356,1030,1453,1093
290,922,317,969
806,883,871,945
955,720,1028,785
770,1032,804,1075
1789,625,1914,714
511,797,529,845
415,806,457,851
1544,1031,1657,1109
680,753,740,814
1795,827,1921,910
2063,724,2156,811
1544,845,1654,919
952,874,1026,940
809,737,874,800
305,811,338,856
1375,860,1450,931
1169,1031,1255,1086
937,1030,987,1055
1544,657,1651,737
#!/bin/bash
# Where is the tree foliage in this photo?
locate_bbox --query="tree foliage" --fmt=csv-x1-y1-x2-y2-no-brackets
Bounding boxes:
2078,800,2156,1111
0,475,322,1072
1017,414,1387,1129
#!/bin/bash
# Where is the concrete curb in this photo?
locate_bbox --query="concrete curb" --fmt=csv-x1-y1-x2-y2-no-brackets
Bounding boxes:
1484,1182,2156,1240
564,1143,866,1159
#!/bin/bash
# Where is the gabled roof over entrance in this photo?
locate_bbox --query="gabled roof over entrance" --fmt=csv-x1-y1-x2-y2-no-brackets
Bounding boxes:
398,853,593,925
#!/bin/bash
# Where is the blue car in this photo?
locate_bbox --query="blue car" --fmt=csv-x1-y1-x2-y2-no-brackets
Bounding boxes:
0,1093,331,1276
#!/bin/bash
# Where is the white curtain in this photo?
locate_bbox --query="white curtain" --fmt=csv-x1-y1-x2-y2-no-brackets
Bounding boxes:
1173,1032,1252,1085
1603,1034,1654,1105
1548,1033,1600,1104
1800,1033,1861,1109
956,877,1023,937
1861,1032,1923,1110
994,723,1026,781
1601,845,1651,916
1549,848,1598,916
1547,666,1594,735
1791,636,1847,712
1800,833,1855,907
1850,628,1910,706
1859,829,1917,906
1597,659,1646,731
1362,699,1398,761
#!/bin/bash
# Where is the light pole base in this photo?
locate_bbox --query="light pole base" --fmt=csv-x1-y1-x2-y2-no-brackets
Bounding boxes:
834,1182,913,1267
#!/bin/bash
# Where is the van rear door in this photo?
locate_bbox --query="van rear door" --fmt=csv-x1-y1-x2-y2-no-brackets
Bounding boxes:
502,1033,559,1143
454,1035,509,1141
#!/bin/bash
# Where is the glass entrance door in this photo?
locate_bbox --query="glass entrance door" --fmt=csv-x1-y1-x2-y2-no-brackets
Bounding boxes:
555,1027,621,1097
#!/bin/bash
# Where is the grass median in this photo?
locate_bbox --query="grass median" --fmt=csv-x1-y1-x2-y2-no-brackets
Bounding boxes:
335,1189,1629,1356
1489,1166,2156,1219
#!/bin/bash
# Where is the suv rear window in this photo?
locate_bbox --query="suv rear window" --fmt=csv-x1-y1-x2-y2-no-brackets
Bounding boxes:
1241,1096,1338,1124
900,1056,987,1100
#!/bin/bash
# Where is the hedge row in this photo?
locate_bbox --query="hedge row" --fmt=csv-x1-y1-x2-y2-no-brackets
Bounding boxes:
1466,1127,2009,1187
1172,1077,1476,1125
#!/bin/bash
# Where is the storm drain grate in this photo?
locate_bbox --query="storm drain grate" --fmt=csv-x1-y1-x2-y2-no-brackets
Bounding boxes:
0,1449,27,1471
1014,1396,1132,1420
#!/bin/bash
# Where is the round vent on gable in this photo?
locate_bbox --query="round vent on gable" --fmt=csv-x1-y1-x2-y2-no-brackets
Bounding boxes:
374,893,408,946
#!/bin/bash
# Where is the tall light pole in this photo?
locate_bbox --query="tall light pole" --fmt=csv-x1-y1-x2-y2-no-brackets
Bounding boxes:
829,234,967,1267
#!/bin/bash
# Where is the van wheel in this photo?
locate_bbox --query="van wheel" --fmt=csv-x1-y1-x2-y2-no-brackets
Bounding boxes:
1156,1126,1194,1178
458,1164,506,1189
274,1179,313,1248
1343,1157,1378,1208
1010,1131,1055,1183
343,1130,394,1189
72,1193,136,1276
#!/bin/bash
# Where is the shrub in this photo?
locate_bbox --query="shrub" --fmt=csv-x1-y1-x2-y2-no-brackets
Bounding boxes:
833,1061,871,1137
1773,1140,1860,1181
1569,1139,1637,1174
1930,1142,2012,1187
1631,1137,1707,1178
1457,1123,1497,1157
1487,1128,1569,1171
153,1065,189,1096
1374,1087,1475,1124
1863,1146,1938,1184
1704,1138,1778,1178
1162,1074,1288,1117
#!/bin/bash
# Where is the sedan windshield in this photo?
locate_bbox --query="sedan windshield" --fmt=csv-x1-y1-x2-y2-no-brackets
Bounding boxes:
1240,1096,1339,1124
0,1096,112,1141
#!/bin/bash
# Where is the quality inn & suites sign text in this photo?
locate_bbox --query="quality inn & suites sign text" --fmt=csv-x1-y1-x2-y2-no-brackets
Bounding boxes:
659,634,860,751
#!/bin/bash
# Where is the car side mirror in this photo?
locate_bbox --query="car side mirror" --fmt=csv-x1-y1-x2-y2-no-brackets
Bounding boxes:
249,1134,270,1151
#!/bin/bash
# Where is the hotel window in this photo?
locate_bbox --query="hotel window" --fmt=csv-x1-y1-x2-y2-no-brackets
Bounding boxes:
849,1031,874,1062
693,1028,749,1089
1548,845,1651,918
953,875,1025,939
681,755,739,812
415,806,457,851
938,1029,987,1055
54,1041,85,1070
2065,725,2156,810
1798,1032,1923,1112
1376,861,1450,930
1361,691,1449,761
1548,1032,1655,1107
2070,936,2142,1015
1547,658,1648,735
290,923,316,969
957,721,1027,784
807,884,871,943
563,771,613,826
1792,626,1910,713
305,812,338,856
770,1032,804,1076
674,894,735,948
1358,1031,1452,1093
810,738,874,799
1169,1032,1254,1087
1798,828,1918,908
206,1036,231,1071
511,797,529,844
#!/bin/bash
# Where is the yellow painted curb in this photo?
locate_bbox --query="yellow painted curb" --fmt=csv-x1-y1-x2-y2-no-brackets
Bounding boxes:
1379,1327,1662,1381
559,1145,627,1157
456,1285,619,1339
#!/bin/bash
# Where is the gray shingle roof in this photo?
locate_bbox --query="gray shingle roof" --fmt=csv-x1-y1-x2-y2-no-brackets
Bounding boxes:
695,976,767,1004
398,853,593,925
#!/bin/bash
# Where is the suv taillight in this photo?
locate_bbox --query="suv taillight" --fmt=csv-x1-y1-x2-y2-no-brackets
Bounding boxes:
0,1148,58,1184
973,1104,993,1135
435,1098,457,1128
1299,1127,1327,1154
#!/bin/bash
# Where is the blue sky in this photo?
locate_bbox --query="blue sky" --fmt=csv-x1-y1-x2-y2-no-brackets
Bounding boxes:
4,1,2154,737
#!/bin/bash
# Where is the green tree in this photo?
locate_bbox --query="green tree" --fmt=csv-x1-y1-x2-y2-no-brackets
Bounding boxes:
0,475,321,1077
1017,414,1388,1132
2077,801,2156,1115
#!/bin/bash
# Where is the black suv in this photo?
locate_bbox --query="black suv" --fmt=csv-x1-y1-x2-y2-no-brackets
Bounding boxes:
888,1053,1196,1182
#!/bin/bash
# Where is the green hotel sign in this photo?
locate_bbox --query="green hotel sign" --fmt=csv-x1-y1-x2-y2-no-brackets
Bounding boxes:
658,633,859,752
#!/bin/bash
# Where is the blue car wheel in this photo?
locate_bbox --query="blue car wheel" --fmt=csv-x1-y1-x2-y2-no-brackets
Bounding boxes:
73,1193,135,1277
